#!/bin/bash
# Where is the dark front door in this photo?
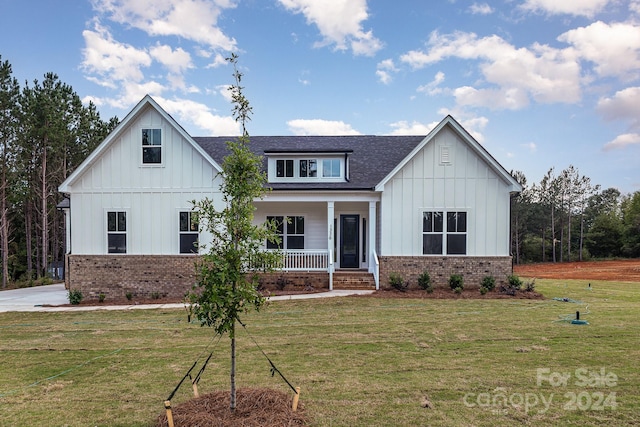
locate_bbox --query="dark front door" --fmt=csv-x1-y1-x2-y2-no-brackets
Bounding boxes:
340,214,359,268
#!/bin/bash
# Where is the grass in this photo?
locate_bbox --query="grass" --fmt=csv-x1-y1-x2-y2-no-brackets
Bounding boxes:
0,279,639,426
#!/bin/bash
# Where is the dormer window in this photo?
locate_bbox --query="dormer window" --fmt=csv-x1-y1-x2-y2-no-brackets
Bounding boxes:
142,128,162,164
276,159,294,177
299,159,317,177
267,152,349,183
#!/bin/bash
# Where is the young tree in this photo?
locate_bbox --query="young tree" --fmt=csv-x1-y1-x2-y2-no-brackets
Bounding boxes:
188,54,281,411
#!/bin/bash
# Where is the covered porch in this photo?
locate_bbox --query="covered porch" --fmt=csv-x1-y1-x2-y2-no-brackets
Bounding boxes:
254,195,381,289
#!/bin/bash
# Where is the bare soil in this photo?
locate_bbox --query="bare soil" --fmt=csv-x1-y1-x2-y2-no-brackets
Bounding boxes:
514,259,640,282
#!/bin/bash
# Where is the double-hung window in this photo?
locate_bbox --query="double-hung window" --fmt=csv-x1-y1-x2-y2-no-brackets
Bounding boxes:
179,211,199,254
107,211,127,253
322,159,341,177
422,211,467,255
266,216,304,249
142,128,162,164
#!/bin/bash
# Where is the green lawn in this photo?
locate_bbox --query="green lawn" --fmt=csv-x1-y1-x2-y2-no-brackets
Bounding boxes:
0,279,638,426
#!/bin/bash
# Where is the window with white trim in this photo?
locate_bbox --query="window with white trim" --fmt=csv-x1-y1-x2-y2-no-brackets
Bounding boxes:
266,216,305,249
322,159,341,177
422,211,467,255
107,211,127,253
142,128,162,164
179,211,199,254
269,156,344,181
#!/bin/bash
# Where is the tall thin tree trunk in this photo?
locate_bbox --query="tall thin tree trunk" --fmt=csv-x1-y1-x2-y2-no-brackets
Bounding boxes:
41,144,48,278
25,200,33,279
230,323,236,411
1,149,7,288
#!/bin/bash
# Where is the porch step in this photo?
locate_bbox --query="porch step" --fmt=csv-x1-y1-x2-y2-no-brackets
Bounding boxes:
332,271,376,290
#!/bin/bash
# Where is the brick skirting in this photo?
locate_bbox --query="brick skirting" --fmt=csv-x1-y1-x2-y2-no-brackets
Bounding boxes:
66,255,330,301
378,256,513,290
66,255,198,301
66,254,513,300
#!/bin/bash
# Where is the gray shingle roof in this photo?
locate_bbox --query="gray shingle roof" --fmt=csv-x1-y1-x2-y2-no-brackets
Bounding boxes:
193,135,426,191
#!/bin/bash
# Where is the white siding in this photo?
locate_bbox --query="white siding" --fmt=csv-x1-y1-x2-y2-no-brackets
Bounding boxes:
380,126,512,256
66,105,221,255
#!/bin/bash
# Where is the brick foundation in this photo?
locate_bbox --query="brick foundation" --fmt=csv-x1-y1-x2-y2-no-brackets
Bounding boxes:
66,255,199,301
378,256,513,290
66,255,330,301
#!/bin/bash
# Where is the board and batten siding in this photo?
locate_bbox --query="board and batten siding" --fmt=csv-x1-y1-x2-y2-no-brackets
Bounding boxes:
380,126,511,257
254,201,328,250
65,105,221,254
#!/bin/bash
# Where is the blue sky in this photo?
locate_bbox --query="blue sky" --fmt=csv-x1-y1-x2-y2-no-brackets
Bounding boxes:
1,0,639,194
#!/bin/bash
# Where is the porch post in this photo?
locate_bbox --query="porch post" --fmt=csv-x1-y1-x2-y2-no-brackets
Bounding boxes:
368,201,378,289
327,201,334,290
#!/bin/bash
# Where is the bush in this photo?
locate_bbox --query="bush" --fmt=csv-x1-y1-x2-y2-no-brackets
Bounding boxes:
417,271,433,293
388,272,408,292
126,292,133,301
480,275,495,294
98,293,106,303
449,274,464,293
151,292,160,300
68,289,83,305
507,275,523,290
524,278,536,292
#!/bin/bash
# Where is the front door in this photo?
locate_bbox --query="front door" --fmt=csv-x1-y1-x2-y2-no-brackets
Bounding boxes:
340,214,359,268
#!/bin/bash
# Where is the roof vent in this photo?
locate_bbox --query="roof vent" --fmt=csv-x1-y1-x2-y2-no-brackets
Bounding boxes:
440,146,451,164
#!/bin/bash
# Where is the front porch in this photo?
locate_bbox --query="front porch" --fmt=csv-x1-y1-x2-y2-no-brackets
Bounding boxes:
266,249,379,290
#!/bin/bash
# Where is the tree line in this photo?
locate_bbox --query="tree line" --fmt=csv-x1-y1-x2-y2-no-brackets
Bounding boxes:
0,56,118,287
511,166,640,264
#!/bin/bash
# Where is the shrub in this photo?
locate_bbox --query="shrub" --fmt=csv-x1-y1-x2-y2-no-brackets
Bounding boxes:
480,275,495,294
68,289,83,305
125,292,133,301
507,275,523,290
449,274,464,293
524,278,536,292
151,292,160,300
417,271,433,293
98,293,106,303
388,272,408,292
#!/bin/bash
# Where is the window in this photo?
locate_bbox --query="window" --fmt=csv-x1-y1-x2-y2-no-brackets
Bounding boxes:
107,211,127,253
322,159,341,177
266,216,304,249
446,212,467,255
276,159,294,177
179,211,199,254
142,128,162,164
422,211,467,255
299,159,317,177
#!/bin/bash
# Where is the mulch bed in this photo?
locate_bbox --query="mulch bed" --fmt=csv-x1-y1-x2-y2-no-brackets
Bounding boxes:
155,388,307,427
368,287,545,299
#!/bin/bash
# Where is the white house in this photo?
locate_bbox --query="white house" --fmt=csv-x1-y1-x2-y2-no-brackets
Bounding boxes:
59,95,522,300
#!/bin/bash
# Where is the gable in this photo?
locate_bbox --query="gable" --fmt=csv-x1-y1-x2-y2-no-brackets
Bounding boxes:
375,116,522,193
59,95,222,193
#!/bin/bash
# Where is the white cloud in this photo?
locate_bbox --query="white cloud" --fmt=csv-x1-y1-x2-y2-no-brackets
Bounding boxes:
400,31,581,109
603,133,640,151
81,23,152,85
520,0,612,17
92,0,237,51
278,0,383,56
376,59,398,84
417,71,446,96
287,119,361,135
216,84,234,103
161,98,240,136
387,120,438,135
206,53,228,69
521,142,538,152
559,21,640,81
597,87,640,128
469,3,493,15
149,44,193,74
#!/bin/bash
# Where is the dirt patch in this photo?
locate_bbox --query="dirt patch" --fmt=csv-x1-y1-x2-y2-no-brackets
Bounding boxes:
154,388,307,427
514,259,640,282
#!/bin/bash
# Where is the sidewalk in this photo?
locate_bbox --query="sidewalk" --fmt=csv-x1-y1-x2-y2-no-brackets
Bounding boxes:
0,284,374,313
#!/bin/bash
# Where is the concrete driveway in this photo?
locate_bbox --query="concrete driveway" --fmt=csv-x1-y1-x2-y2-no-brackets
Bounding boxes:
0,284,374,312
